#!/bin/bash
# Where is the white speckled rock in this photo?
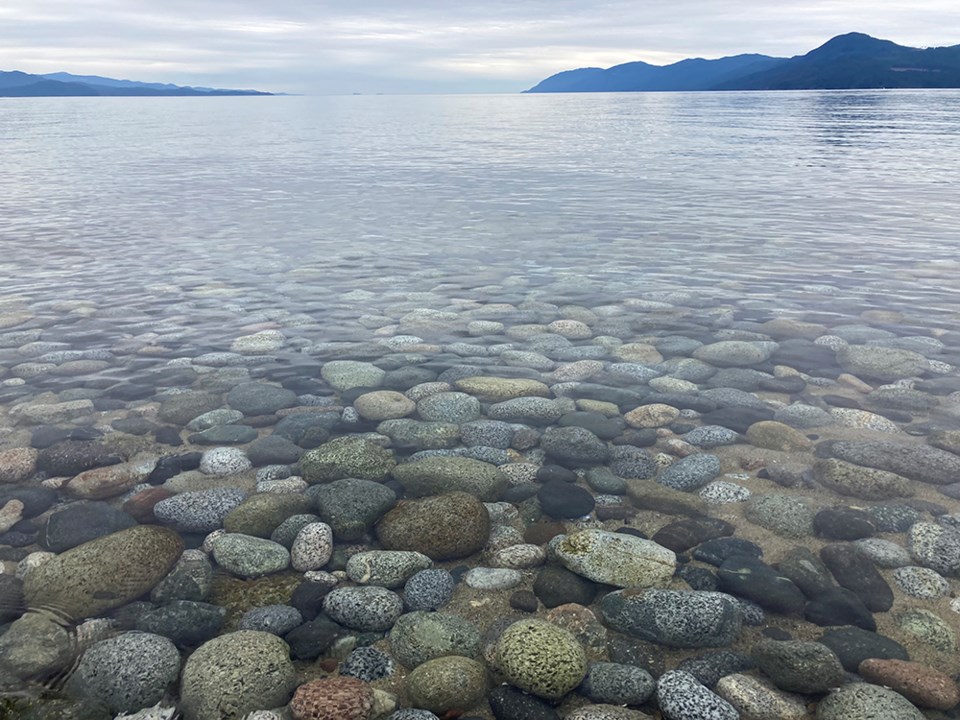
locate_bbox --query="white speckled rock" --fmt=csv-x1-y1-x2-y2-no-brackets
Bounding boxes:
290,522,334,572
346,550,432,588
829,408,901,433
231,330,285,355
464,567,523,590
893,566,950,599
555,529,676,589
320,360,386,391
490,544,547,569
624,404,681,429
657,670,738,720
199,447,252,476
715,673,807,720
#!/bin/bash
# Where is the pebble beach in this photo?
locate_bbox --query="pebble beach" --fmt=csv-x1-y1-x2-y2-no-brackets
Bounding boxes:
2,251,960,720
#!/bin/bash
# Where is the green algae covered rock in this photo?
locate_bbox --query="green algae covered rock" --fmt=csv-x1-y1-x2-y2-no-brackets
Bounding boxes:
494,619,587,700
298,436,396,483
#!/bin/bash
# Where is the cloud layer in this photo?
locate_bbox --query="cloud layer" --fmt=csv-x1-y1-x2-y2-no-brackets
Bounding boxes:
2,1,958,93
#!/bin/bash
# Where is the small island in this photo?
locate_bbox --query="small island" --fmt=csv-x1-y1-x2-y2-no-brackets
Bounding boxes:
525,32,960,93
0,70,272,97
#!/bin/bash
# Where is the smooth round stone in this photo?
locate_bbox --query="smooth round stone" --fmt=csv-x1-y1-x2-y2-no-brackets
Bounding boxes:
0,447,39,483
460,420,515,449
488,397,564,426
354,391,417,421
237,604,303,636
323,586,404,631
693,341,776,367
744,495,814,538
393,456,507,501
751,639,845,694
491,543,546,569
693,538,763,567
415,392,481,424
825,439,960,486
340,645,394,682
540,425,610,466
836,345,927,382
859,658,960,711
745,421,812,451
537,480,595,519
403,568,455,611
135,600,226,649
346,550,432,589
607,362,661,384
555,529,675,589
816,683,925,720
453,376,550,402
813,507,877,541
464,567,522,590
682,425,740,448
199,447,252,476
818,626,910,672
298,437,396,483
698,481,750,504
186,408,245,432
896,607,957,652
658,453,721,492
179,631,297,720
154,488,246,533
579,662,655,705
211,533,289,578
270,513,320,548
624,403,680,429
609,445,658,479
656,670,738,720
288,675,375,720
495,619,586,700
854,538,912,568
223,493,313,537
226,382,297,416
813,459,912,500
892,566,950,599
290,522,334,572
246,435,304,466
321,360,386,391
716,556,805,615
376,491,490,561
406,656,488,715
311,477,397,541
231,330,285,355
600,589,742,648
714,673,808,720
67,631,180,714
389,610,481,669
908,522,960,576
487,684,560,720
39,502,137,552
774,403,833,429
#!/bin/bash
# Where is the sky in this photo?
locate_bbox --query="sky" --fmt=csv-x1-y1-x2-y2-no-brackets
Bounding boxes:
1,1,959,94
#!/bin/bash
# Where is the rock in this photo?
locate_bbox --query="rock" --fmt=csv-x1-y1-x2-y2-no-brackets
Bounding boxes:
858,658,960,710
750,638,845,693
290,522,334,572
693,538,763,567
310,477,396,541
376,491,489,560
346,550,432,589
651,517,734,554
151,550,214,603
135,600,225,648
223,493,313,537
158,391,223,426
351,390,416,421
744,495,814,538
39,502,136,552
199,446,252,476
0,447,38,483
495,619,586,700
323,586,403,631
777,547,835,598
488,397,565,426
745,421,812,452
299,437,396,482
698,481,751,505
238,604,303,636
36,440,121,477
321,360,385,391
803,587,876,631
813,458,912,500
22,525,184,621
682,425,740,449
893,565,950,599
487,684,559,720
464,567,523,590
154,487,247,533
609,446,658,479
813,507,876,540
189,424,258,445
246,434,304,465
403,568,455,611
896,607,957,652
12,399,95,425
406,656,487,715
0,611,73,680
179,631,298,720
658,454,721,492
211,534,289,578
394,456,507,501
836,344,927,381
579,661,655,705
416,391,481,423
816,683,924,720
854,538,912,568
289,676,375,720
453,376,550,402
533,566,597,608
818,626,909,672
389,610,480,668
625,479,708,517
716,556,805,615
555,529,675,589
537,481,595,518
656,670,738,720
823,439,960,485
908,522,960,576
540,426,610,466
600,589,742,648
340,645,394,682
819,544,893,612
285,616,344,660
714,673,807,720
624,404,680,429
231,330,285,355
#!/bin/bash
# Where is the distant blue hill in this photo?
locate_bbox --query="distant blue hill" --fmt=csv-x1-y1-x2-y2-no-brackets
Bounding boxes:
0,70,271,97
525,33,960,92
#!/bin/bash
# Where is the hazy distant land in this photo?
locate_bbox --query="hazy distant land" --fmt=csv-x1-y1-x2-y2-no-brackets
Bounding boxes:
0,70,272,97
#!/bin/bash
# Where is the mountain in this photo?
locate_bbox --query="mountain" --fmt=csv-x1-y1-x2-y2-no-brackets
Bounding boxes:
525,33,960,93
0,70,271,97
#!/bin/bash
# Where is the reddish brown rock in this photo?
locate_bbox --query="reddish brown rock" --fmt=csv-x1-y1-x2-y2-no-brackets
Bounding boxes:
65,456,156,500
859,658,960,710
289,676,374,720
122,487,174,523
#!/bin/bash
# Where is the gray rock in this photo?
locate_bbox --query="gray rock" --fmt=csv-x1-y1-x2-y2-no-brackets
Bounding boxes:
199,447,252,476
693,341,777,368
389,610,481,669
751,638,844,694
211,534,289,578
460,420,515,449
580,661,655,705
909,522,960,576
393,456,507,501
600,589,742,648
151,549,214,603
774,403,834,429
659,454,721,491
837,345,928,382
237,604,303,636
323,585,404,631
825,439,960,485
340,645,394,682
556,529,676,589
403,569,455,611
541,426,610,465
892,566,950,599
67,632,180,714
346,550,433,589
656,670,738,720
377,418,461,450
310,478,396,541
488,397,565,425
609,445,658,479
683,426,740,448
816,683,925,720
153,488,247,533
744,495,814,538
416,392,482,424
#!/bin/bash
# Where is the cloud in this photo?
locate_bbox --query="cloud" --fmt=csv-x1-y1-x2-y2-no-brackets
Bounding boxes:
1,0,958,93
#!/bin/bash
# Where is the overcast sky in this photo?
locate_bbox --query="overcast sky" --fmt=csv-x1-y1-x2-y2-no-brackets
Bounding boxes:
2,1,958,94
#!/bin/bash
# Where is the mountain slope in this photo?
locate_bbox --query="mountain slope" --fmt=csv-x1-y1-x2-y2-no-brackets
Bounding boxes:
0,70,271,97
526,33,960,93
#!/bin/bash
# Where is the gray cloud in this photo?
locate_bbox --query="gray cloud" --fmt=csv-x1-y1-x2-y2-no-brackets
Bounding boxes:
1,0,958,93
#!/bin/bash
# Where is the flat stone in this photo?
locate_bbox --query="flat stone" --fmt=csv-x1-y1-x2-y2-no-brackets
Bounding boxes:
819,543,893,612
600,589,741,648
